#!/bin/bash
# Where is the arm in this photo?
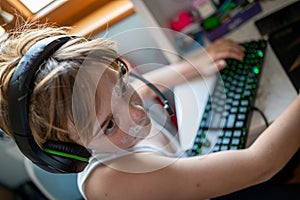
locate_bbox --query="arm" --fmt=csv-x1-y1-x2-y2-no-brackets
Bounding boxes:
85,95,300,200
132,39,244,100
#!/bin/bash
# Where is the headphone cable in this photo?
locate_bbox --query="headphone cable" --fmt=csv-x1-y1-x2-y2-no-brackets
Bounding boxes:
129,71,174,116
251,106,269,127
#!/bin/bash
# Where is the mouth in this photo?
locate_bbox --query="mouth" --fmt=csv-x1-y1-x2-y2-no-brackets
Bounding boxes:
128,117,151,138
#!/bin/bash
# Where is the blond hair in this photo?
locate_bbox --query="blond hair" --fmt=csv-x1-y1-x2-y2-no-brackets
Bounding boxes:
0,23,119,147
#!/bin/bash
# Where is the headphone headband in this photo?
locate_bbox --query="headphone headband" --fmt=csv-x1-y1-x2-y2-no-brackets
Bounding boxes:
8,35,91,173
9,36,71,137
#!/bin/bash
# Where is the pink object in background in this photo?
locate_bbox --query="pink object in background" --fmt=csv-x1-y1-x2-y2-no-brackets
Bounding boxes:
170,11,193,32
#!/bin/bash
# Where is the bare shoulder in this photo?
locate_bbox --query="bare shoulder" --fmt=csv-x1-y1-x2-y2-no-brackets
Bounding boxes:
83,152,192,200
84,164,113,200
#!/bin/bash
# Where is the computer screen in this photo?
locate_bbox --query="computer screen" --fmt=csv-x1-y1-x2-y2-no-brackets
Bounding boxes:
255,1,300,36
268,19,300,93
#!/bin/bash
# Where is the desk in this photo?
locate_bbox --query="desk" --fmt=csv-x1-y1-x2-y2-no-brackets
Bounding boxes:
174,0,298,150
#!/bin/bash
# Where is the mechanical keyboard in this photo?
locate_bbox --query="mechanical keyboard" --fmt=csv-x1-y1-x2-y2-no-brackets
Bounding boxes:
187,39,267,156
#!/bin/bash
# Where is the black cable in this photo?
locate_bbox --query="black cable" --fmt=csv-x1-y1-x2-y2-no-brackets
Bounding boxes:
251,106,269,127
129,71,174,116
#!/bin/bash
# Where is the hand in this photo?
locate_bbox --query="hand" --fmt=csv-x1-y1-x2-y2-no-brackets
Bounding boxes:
206,38,245,70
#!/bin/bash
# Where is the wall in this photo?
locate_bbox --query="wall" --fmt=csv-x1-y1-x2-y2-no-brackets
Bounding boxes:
92,14,169,73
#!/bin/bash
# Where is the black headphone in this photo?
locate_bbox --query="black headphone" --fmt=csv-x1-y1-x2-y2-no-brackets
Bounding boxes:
8,36,91,173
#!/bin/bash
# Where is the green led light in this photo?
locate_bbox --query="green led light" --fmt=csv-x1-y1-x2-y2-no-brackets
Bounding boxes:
204,140,211,147
197,148,201,153
257,50,264,57
252,66,260,74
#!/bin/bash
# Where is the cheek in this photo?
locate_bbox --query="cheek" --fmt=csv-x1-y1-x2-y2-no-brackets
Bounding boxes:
110,131,137,148
108,123,152,149
88,129,138,151
87,133,118,152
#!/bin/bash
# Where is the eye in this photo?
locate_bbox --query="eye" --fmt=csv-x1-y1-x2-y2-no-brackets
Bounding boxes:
104,117,116,136
119,60,128,76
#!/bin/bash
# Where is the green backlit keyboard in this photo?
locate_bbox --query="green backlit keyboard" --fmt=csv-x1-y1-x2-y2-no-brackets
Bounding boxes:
187,39,267,156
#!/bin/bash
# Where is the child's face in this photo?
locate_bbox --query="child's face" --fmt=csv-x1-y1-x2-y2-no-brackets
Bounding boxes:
86,65,151,152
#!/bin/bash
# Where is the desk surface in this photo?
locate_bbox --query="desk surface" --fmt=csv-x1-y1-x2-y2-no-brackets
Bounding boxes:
174,0,298,150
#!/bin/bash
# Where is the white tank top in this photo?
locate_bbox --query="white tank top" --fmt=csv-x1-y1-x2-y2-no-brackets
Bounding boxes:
77,119,185,199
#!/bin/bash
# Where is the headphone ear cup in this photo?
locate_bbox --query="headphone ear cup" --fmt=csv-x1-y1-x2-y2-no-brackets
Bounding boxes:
43,141,91,159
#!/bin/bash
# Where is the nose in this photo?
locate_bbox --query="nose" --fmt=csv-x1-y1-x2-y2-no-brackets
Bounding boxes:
129,102,147,125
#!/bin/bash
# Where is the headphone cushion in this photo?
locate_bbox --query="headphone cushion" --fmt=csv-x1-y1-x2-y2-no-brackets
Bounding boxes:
43,141,91,158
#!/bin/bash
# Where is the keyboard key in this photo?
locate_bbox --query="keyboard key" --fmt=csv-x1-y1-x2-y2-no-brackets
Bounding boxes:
222,138,230,145
233,130,242,137
241,100,249,106
226,114,236,128
225,131,233,137
237,114,246,120
239,107,247,113
221,145,229,151
230,145,238,150
232,138,240,145
236,121,244,128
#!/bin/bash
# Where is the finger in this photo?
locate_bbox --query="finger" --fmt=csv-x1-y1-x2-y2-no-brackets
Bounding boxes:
215,59,227,70
217,39,245,52
214,46,244,61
